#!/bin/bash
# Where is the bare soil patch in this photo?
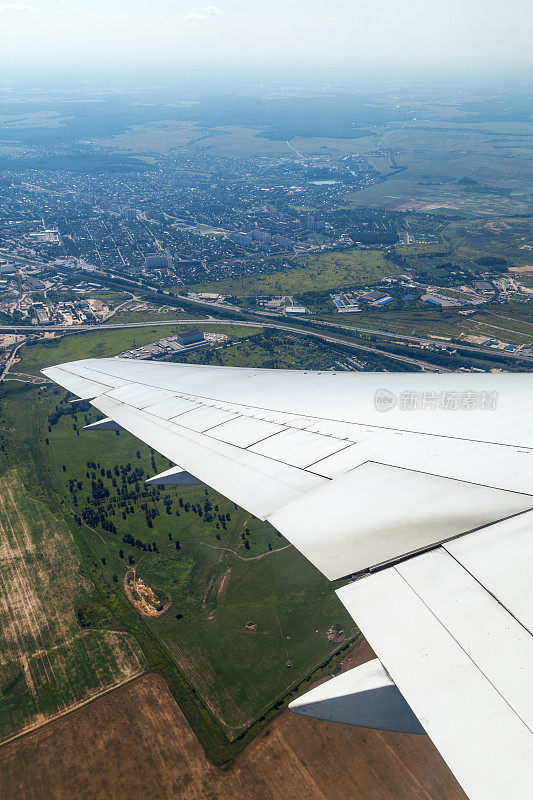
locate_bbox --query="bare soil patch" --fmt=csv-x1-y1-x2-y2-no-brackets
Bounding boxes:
216,567,231,602
0,641,467,800
124,568,171,618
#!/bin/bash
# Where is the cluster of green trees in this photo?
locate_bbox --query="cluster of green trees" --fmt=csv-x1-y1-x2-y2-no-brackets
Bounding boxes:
47,395,89,428
121,532,159,554
61,444,244,570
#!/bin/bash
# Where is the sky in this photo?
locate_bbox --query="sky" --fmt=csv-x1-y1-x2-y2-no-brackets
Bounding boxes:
0,0,531,74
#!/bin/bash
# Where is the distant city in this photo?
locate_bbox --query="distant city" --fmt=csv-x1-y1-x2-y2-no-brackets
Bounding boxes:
0,150,531,352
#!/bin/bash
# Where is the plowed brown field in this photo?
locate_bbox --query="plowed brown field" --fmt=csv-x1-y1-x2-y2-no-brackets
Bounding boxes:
0,641,467,800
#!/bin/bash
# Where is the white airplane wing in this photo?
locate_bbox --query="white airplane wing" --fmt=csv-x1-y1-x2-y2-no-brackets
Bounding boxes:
42,358,533,800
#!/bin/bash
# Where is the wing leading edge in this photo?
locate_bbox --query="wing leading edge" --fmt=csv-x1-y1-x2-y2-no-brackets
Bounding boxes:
42,358,533,800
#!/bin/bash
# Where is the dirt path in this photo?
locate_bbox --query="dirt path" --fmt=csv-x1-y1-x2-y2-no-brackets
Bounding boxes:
474,320,533,339
180,541,292,562
0,670,143,750
490,312,533,330
201,575,215,608
286,140,306,162
0,342,25,383
216,568,231,602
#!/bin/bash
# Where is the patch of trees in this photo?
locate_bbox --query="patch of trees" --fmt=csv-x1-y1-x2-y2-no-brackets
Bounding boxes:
475,256,508,269
82,505,117,534
47,397,89,427
75,597,114,629
122,532,159,553
91,478,109,501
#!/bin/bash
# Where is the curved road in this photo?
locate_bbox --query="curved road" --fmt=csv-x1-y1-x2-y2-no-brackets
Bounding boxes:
0,318,449,372
2,253,530,364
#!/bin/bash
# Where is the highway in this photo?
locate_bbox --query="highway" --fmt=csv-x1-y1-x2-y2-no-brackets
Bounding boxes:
297,316,533,362
173,297,533,365
2,252,531,367
142,287,533,366
0,318,449,372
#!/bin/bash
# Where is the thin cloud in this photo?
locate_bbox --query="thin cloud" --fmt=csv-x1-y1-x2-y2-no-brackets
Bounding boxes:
0,3,52,11
182,5,223,28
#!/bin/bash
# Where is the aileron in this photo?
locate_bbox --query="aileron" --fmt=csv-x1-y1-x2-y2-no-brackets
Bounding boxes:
338,559,533,800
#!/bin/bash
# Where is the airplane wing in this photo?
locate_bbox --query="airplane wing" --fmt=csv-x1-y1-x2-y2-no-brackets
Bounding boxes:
42,358,533,800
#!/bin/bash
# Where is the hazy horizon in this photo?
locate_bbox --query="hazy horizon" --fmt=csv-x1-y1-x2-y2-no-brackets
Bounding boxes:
0,0,531,77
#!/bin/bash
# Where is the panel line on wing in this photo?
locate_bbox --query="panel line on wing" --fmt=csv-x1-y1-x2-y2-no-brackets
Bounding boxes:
370,459,533,498
332,504,533,583
52,361,533,451
443,545,533,638
338,566,533,800
393,555,533,733
202,421,287,448
443,513,533,635
136,405,350,475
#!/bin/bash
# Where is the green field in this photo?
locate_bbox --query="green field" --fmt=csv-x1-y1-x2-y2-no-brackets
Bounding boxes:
314,304,533,348
0,466,144,743
88,291,134,307
1,325,357,757
443,217,533,268
105,310,198,324
95,120,207,155
15,324,262,377
343,122,533,215
396,243,451,258
346,178,532,217
96,121,383,161
173,329,358,370
42,399,348,738
190,248,394,296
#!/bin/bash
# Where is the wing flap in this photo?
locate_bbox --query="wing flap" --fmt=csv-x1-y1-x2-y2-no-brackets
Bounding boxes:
269,461,533,579
142,396,202,420
337,552,533,800
397,549,533,730
172,405,239,432
444,511,533,634
249,428,351,469
289,658,425,734
306,430,409,479
208,416,286,448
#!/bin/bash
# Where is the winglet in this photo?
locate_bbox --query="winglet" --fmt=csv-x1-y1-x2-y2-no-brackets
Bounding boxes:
289,658,424,734
145,466,203,486
84,417,123,431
